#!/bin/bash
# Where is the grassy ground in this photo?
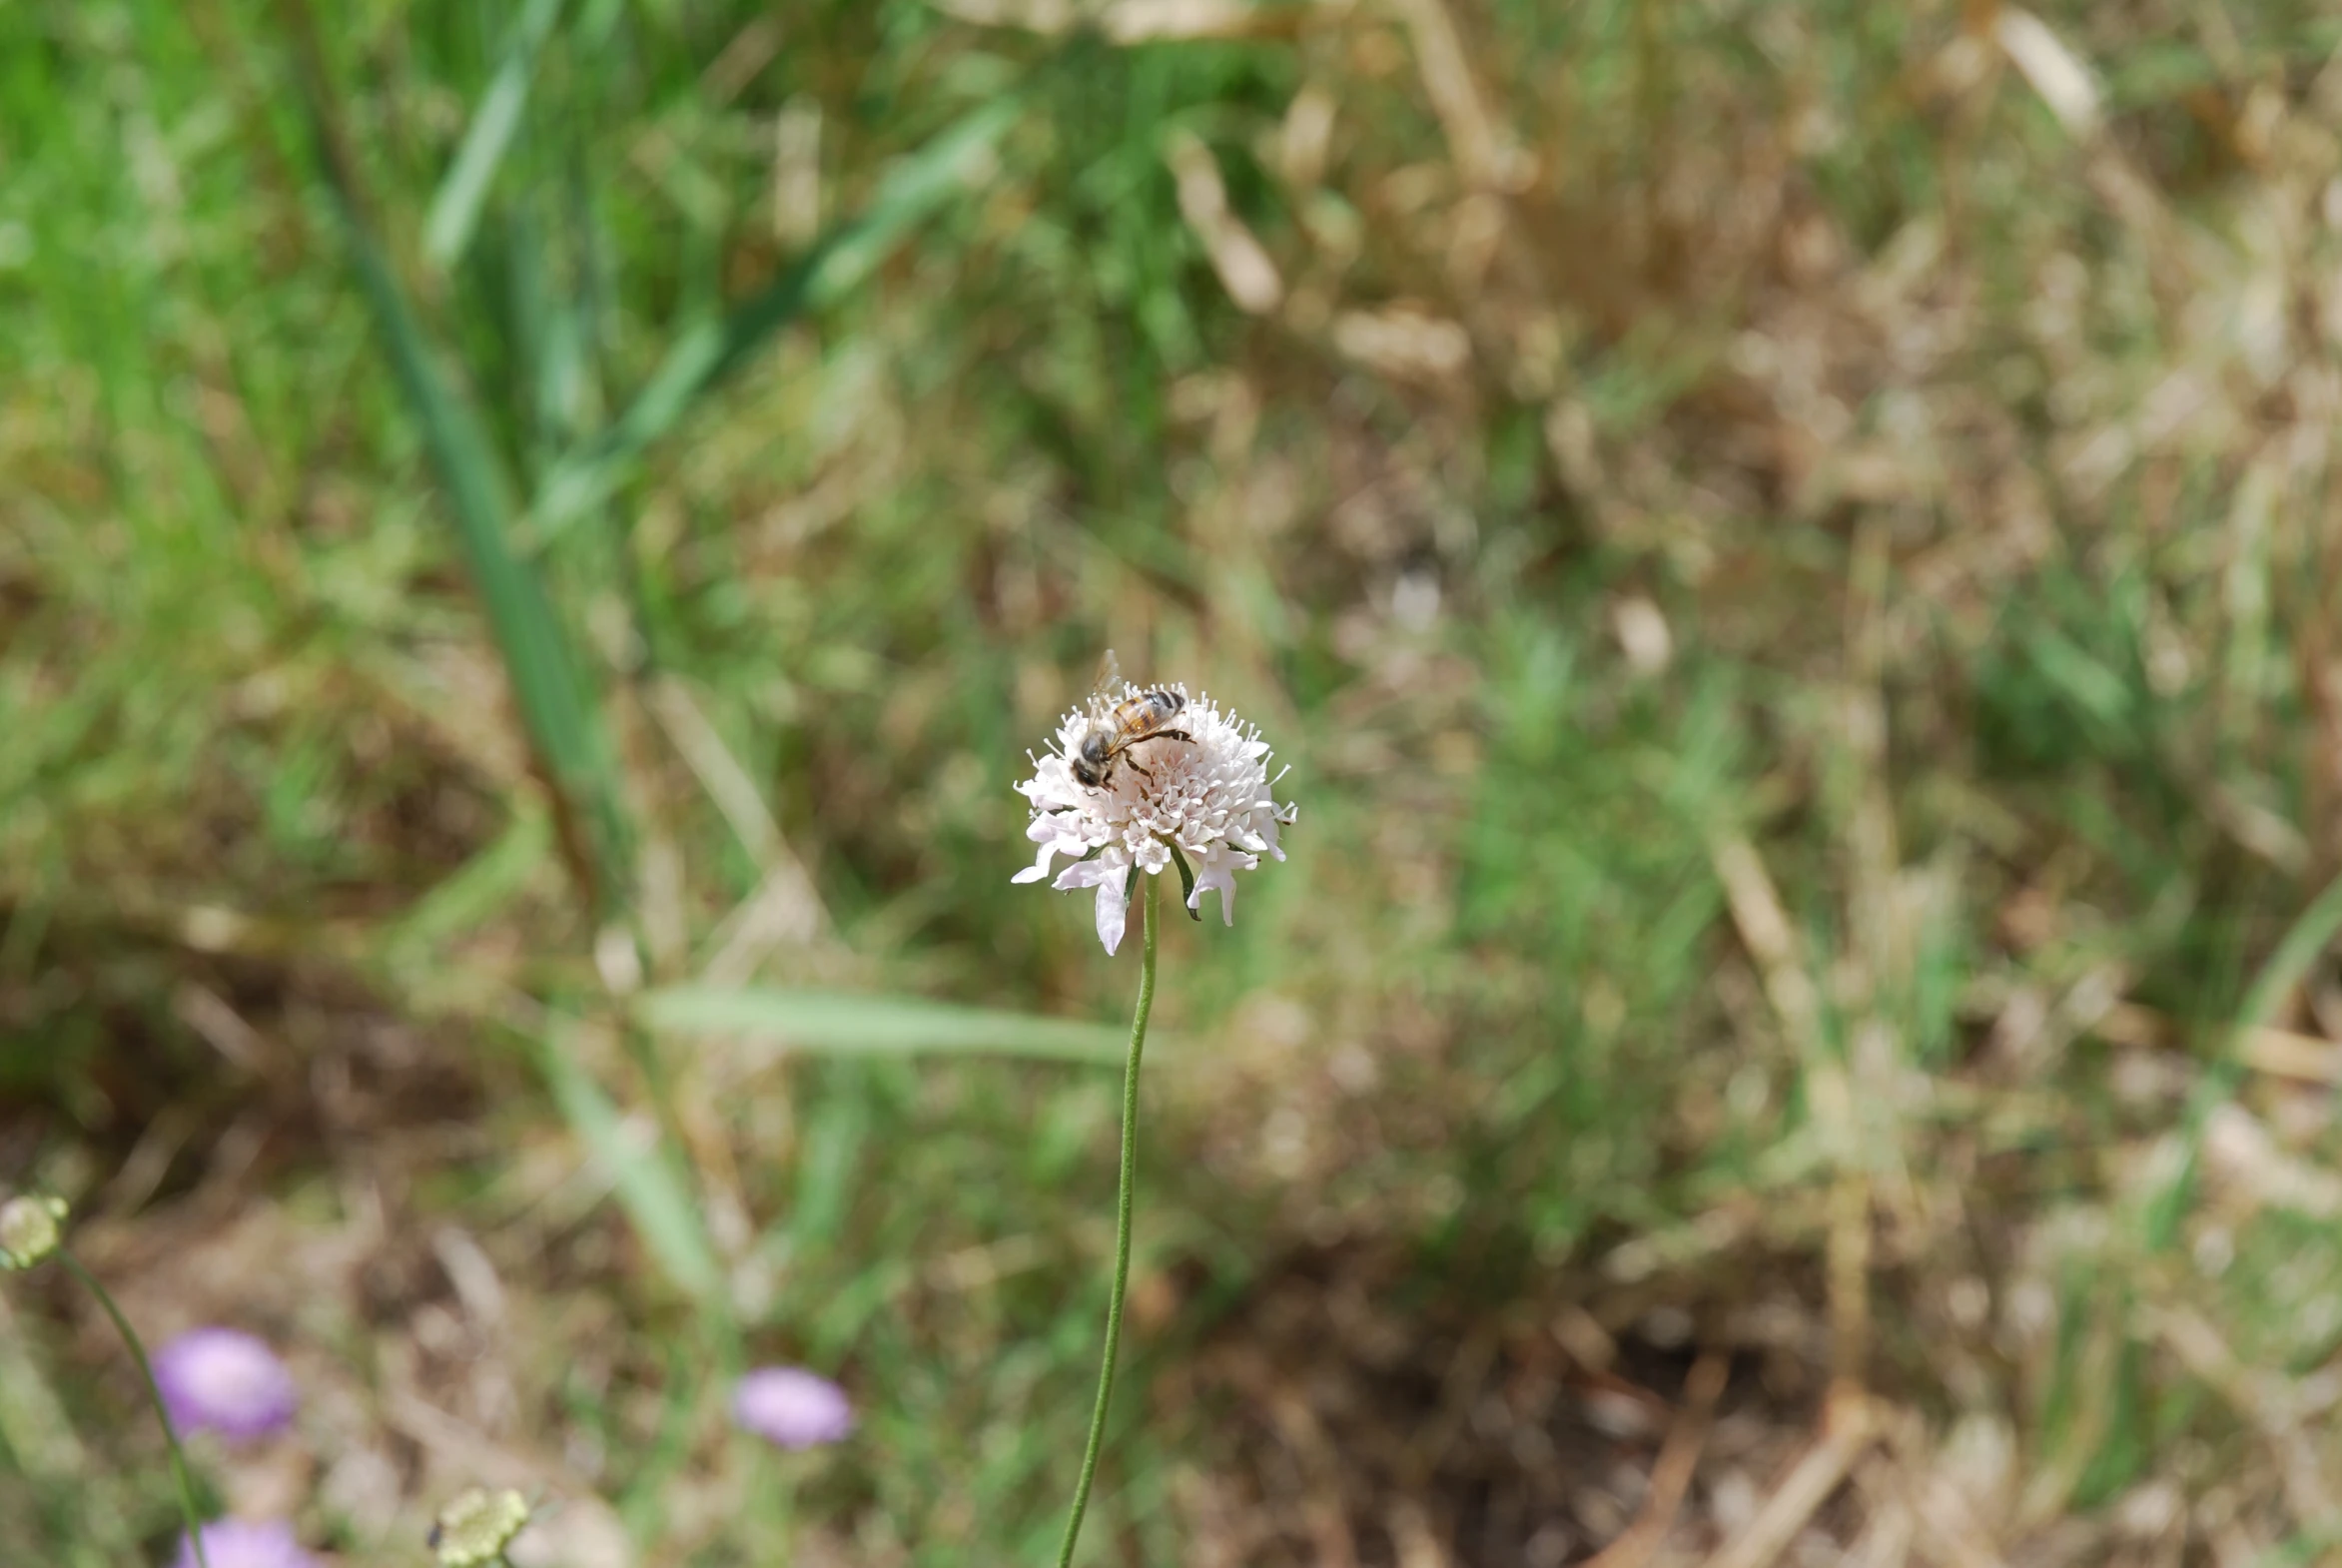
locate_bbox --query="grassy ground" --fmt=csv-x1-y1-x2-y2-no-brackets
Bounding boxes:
8,0,2342,1563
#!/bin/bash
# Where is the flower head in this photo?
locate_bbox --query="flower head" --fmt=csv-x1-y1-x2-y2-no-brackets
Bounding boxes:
431,1487,531,1568
733,1365,855,1450
1015,679,1295,953
153,1328,298,1443
173,1519,316,1568
0,1193,67,1269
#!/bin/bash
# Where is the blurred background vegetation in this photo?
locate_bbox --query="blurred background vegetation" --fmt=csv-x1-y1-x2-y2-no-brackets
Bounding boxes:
7,0,2342,1562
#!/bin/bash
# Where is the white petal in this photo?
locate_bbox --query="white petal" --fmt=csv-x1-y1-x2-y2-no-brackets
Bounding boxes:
1053,858,1114,891
1094,863,1132,954
1011,839,1058,884
1190,861,1238,926
1256,807,1290,860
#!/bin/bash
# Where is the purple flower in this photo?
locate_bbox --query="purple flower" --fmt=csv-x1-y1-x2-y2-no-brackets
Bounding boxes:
173,1519,316,1568
153,1328,298,1443
732,1366,854,1450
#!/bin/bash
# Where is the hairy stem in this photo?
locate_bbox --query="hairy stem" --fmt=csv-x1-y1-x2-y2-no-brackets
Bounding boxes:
59,1250,211,1568
1054,870,1160,1567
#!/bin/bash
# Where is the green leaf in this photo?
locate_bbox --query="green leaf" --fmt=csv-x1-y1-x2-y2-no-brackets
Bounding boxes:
527,96,1023,543
1167,842,1201,921
536,1027,724,1304
423,0,568,269
636,986,1129,1064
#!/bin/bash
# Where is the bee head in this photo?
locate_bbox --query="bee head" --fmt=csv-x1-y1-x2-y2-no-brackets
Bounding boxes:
1071,731,1111,789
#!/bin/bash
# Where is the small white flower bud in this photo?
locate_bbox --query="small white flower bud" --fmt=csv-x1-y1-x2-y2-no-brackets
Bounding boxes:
0,1194,67,1270
431,1487,531,1567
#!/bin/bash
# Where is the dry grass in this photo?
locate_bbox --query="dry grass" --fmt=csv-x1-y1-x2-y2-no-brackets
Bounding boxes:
7,0,2342,1563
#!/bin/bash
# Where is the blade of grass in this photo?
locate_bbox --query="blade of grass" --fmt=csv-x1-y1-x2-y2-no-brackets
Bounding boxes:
636,986,1130,1064
526,95,1022,542
277,0,630,908
2231,872,2342,1041
423,0,568,270
2143,870,2342,1249
537,1026,725,1305
383,805,553,958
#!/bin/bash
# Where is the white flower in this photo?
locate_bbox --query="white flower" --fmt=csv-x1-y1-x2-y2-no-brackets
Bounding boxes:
0,1193,65,1270
1015,680,1296,954
431,1488,531,1568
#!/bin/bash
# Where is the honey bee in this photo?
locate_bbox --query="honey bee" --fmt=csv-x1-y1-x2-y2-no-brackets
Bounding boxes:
1071,650,1193,790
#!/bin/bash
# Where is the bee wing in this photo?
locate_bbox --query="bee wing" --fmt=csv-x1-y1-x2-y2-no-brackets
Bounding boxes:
1088,647,1125,707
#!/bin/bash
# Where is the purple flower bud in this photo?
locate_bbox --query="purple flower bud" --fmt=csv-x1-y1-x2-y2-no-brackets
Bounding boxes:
173,1519,317,1568
153,1328,298,1443
732,1366,854,1450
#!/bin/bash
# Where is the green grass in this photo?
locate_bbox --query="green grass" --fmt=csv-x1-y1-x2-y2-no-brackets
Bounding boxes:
6,0,2342,1562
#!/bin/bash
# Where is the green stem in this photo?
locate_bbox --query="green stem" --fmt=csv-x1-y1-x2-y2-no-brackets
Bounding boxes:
58,1249,211,1568
1054,871,1160,1568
